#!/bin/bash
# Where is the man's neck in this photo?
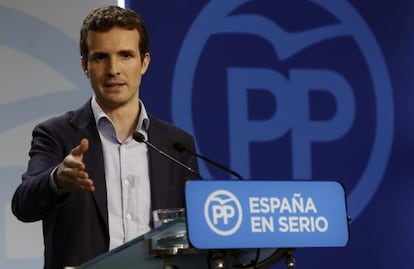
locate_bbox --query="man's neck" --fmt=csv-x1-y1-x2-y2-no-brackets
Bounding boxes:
103,100,141,142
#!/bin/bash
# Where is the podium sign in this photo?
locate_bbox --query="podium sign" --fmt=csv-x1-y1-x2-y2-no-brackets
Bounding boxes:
185,180,349,249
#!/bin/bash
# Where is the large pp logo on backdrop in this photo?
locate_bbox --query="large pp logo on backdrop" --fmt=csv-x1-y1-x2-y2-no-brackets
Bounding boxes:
172,0,393,220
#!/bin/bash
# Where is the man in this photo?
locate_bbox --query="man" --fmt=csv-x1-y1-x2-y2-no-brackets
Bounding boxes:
11,6,199,269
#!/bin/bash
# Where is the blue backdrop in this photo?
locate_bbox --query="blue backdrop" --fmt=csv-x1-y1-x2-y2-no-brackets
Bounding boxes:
128,1,413,268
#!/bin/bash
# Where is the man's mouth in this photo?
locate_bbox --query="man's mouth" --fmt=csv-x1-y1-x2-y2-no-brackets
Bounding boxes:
104,81,125,90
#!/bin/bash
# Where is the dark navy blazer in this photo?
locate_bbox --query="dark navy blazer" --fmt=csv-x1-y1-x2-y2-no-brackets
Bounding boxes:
11,100,199,269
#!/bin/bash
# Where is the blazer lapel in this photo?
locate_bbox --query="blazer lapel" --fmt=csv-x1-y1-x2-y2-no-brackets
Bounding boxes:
70,101,109,231
147,119,171,211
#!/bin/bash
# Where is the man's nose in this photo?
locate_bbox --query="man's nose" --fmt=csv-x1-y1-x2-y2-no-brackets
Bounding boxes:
107,57,120,76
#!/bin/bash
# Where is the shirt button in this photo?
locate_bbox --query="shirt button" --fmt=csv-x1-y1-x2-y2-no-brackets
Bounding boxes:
124,180,130,186
126,214,132,220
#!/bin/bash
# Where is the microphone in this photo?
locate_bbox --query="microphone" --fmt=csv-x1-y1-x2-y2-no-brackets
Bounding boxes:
172,142,243,180
133,132,202,179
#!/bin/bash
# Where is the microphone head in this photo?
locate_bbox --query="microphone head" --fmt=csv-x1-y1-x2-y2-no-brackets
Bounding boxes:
133,132,146,143
173,142,186,152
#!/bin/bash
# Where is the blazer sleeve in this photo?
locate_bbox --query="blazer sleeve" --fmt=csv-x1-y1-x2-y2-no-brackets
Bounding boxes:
12,119,72,222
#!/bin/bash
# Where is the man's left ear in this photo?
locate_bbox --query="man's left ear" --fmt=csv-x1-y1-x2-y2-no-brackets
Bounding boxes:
141,53,151,75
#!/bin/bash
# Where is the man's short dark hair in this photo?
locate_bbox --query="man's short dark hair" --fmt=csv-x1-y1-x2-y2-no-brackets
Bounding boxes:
80,6,149,64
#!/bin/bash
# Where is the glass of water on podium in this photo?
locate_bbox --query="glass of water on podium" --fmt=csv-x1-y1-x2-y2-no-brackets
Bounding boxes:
152,208,188,250
153,208,185,228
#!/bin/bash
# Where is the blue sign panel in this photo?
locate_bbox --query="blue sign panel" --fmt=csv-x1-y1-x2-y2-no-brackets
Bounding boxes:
185,180,349,249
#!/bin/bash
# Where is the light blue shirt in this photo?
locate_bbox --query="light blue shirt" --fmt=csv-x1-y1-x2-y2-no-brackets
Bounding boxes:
91,96,151,250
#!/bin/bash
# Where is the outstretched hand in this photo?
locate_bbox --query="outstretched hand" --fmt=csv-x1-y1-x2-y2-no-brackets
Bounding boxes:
55,138,95,192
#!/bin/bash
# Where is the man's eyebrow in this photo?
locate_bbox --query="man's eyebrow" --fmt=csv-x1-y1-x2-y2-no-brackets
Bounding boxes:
90,51,108,56
118,49,137,54
89,49,138,57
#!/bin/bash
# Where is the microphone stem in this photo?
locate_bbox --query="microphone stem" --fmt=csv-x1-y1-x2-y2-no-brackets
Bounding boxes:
145,141,203,179
192,152,243,180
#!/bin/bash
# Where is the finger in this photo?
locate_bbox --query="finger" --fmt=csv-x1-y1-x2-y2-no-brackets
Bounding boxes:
72,177,94,192
62,156,86,170
56,173,94,192
66,177,94,192
71,138,89,157
78,178,95,192
60,167,89,179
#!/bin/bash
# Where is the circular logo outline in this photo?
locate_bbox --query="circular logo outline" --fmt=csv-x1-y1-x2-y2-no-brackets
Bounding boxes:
204,190,243,236
171,0,394,220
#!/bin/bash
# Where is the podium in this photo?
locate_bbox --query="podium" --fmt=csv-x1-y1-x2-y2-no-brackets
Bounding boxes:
77,180,349,269
77,217,292,269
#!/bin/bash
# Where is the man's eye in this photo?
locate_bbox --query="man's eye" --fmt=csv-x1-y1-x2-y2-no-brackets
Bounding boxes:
92,54,105,61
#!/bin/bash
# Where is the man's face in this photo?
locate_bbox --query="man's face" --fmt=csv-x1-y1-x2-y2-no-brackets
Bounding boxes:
82,27,150,111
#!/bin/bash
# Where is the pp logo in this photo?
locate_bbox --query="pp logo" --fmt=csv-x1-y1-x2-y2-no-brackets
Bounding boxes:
204,190,243,236
172,0,393,221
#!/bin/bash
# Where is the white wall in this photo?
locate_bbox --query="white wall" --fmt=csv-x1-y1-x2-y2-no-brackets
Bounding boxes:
0,0,117,268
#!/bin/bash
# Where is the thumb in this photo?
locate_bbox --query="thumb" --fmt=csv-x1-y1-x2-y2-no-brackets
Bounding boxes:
71,138,89,158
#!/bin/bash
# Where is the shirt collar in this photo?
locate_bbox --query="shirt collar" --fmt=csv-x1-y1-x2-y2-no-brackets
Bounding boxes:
91,96,150,133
